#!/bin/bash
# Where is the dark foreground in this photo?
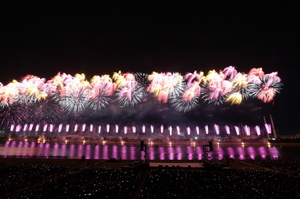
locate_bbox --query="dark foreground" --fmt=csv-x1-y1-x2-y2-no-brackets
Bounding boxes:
1,158,300,198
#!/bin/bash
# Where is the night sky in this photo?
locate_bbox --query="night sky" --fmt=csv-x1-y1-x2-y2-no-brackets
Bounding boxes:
1,1,299,134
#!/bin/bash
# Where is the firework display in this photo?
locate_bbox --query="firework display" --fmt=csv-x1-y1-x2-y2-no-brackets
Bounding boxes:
0,66,282,126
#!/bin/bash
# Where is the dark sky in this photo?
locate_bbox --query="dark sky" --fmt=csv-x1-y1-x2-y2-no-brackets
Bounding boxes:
1,1,299,134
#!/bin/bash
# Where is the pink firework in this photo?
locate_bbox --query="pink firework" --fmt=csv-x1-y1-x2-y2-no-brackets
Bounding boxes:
182,71,203,101
208,80,233,100
90,75,116,97
257,87,276,103
222,66,237,79
264,72,281,88
247,74,262,85
148,72,182,103
249,68,265,77
184,71,203,87
118,73,136,101
182,82,201,101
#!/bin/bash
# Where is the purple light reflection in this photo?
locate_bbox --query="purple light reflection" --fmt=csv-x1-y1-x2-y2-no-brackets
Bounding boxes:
270,146,279,159
149,146,155,160
78,145,83,157
121,145,127,160
53,143,59,156
195,146,202,160
130,146,136,160
102,145,108,159
62,144,66,156
112,145,118,159
159,147,165,160
70,144,75,157
176,146,182,160
168,146,174,160
85,145,91,159
18,141,23,148
44,143,50,158
247,146,256,159
186,146,193,160
5,141,10,147
236,146,246,160
38,143,44,156
258,146,268,159
227,147,235,159
94,145,100,159
0,141,288,160
216,146,223,160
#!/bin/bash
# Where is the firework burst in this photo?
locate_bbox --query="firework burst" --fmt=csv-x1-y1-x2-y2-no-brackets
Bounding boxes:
0,66,283,126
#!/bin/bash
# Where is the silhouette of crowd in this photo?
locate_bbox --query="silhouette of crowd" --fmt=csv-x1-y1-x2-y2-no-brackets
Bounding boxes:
1,160,300,198
243,159,300,176
0,162,67,196
138,169,300,198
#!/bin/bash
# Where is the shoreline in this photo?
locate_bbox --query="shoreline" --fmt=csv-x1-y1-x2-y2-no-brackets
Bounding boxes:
1,138,300,146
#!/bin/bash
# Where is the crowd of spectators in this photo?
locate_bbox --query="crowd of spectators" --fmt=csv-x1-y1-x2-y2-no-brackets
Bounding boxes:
1,160,300,198
243,159,300,176
139,169,300,198
0,162,67,196
18,168,144,198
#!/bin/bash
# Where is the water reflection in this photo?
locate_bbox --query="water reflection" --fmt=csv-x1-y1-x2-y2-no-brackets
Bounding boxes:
0,141,290,160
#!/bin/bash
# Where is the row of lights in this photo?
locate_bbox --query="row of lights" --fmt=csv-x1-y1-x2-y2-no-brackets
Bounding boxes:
37,138,46,143
7,138,272,148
